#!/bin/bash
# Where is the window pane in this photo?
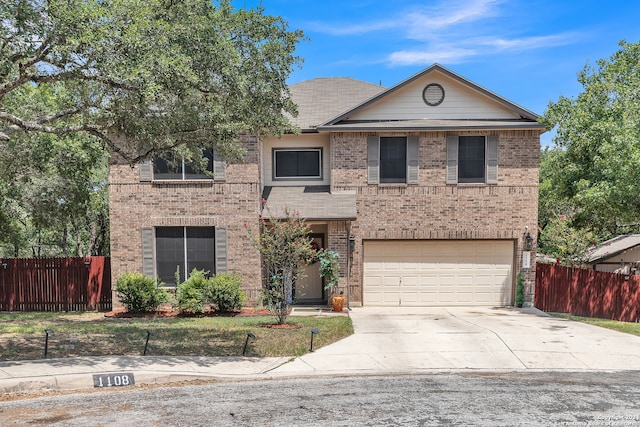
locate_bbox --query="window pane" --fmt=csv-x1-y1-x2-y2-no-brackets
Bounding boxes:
458,136,485,183
274,149,321,179
380,137,406,183
184,149,214,180
156,227,185,286
153,150,213,180
153,153,182,180
274,151,299,177
297,151,321,177
186,227,215,275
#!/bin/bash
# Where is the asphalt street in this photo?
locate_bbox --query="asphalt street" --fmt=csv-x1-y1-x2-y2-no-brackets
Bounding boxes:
2,371,640,426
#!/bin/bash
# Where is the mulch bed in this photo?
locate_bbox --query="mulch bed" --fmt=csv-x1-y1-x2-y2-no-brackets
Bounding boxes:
104,307,274,318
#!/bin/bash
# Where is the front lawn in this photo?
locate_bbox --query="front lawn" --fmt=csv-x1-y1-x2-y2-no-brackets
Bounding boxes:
553,313,640,336
0,312,353,361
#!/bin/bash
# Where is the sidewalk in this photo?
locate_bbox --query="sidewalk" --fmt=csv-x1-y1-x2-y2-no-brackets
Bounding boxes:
0,355,288,394
4,306,640,395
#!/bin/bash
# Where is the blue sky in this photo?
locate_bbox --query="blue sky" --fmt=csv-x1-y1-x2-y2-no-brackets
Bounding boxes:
236,0,640,146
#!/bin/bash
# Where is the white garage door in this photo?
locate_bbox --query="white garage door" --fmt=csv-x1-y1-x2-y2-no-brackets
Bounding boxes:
363,240,514,306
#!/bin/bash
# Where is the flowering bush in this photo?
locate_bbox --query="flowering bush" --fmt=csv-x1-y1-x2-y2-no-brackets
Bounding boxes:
539,214,597,266
247,206,313,324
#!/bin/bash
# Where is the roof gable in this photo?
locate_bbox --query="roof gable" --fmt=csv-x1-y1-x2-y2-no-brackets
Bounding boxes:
322,64,540,127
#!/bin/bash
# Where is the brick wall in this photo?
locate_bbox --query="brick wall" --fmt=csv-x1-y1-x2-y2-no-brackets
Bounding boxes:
331,130,540,305
108,137,263,306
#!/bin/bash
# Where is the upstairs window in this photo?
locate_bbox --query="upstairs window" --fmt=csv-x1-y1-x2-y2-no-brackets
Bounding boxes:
367,136,419,184
273,148,322,180
153,149,214,180
379,137,407,183
446,135,498,184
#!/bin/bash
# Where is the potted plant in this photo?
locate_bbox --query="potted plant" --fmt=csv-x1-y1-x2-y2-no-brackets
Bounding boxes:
516,272,525,308
317,249,344,312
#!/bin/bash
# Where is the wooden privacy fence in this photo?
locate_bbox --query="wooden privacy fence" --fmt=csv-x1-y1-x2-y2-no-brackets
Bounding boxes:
535,263,640,322
0,257,111,312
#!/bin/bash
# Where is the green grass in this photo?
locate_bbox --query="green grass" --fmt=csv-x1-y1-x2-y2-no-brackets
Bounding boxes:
552,313,640,336
0,312,353,361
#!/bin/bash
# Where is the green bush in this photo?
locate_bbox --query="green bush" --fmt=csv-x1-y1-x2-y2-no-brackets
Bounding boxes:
175,269,210,313
206,273,247,312
116,272,168,313
516,273,525,307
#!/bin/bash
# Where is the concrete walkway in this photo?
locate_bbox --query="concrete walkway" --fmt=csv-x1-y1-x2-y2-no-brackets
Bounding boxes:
3,306,640,394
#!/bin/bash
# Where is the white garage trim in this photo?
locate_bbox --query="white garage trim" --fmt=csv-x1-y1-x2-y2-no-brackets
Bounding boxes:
363,240,514,307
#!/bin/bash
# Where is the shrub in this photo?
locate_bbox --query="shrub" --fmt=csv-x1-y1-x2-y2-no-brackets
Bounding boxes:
206,273,247,312
175,269,210,313
516,273,525,307
116,272,168,313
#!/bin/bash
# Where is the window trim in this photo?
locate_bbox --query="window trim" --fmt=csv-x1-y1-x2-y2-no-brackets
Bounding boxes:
148,149,225,182
367,135,419,185
379,136,408,184
142,226,227,287
272,147,323,180
446,135,499,185
457,135,486,184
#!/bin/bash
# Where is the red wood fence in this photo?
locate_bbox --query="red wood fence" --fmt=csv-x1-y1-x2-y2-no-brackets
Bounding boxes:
0,257,111,312
535,263,640,322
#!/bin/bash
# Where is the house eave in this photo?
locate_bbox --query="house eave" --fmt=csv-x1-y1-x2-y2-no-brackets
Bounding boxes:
316,119,547,132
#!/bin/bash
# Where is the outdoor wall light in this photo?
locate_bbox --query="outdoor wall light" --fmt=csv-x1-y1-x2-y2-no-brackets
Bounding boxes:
143,330,153,356
349,234,356,252
243,332,256,356
44,329,54,358
1,262,7,269
309,329,319,352
524,232,534,251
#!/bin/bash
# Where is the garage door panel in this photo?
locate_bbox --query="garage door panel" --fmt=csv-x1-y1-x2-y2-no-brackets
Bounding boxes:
363,240,513,307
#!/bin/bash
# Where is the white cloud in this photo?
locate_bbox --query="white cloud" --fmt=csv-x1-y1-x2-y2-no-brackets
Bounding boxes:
308,0,503,37
388,47,479,65
306,0,580,67
387,32,580,66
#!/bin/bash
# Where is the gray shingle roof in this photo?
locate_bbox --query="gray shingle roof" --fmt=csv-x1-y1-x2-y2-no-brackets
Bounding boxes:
288,78,386,130
263,186,357,220
588,235,640,263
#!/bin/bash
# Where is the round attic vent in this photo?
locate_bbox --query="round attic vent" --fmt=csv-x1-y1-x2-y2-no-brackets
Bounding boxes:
422,83,445,106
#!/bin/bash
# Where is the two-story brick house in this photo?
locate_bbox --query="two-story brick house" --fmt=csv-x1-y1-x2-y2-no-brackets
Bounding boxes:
109,64,544,307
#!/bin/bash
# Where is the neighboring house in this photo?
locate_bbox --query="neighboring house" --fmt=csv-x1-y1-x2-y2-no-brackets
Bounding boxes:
588,235,640,274
109,64,544,307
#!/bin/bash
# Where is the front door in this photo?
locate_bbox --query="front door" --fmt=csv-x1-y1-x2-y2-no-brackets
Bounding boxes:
295,235,325,303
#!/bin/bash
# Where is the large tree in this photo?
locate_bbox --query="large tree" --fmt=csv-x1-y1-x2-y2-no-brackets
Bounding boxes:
0,0,303,256
0,0,303,164
541,40,640,242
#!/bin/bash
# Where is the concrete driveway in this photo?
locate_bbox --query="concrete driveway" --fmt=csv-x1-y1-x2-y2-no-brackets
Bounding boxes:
273,306,640,375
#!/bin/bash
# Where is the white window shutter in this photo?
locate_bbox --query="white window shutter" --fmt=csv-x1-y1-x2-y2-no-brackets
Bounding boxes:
213,150,226,181
139,160,152,182
215,227,227,273
367,136,380,184
446,136,458,184
141,227,154,277
486,135,499,184
407,136,419,184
